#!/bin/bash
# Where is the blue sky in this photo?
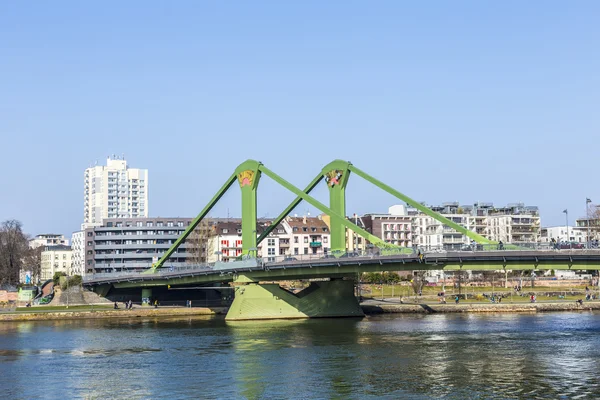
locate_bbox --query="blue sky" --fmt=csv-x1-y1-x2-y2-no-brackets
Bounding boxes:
1,1,599,236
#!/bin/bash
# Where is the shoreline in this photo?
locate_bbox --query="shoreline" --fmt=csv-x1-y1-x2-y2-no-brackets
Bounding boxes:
361,301,600,314
2,301,599,321
0,306,227,321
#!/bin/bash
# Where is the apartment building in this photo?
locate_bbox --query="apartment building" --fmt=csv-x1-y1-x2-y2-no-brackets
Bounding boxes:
84,217,193,274
205,219,287,262
70,231,85,276
362,205,413,248
29,234,68,249
283,215,331,257
84,156,148,227
383,202,541,249
540,226,586,243
40,245,73,281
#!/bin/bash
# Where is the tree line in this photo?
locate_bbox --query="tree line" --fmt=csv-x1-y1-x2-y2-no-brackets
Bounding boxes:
0,220,42,286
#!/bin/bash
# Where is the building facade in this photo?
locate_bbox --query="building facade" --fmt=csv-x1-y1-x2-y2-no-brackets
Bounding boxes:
84,156,148,227
360,202,541,250
41,245,73,281
85,217,193,274
540,226,586,243
29,234,68,249
362,205,413,248
70,231,85,276
283,216,331,257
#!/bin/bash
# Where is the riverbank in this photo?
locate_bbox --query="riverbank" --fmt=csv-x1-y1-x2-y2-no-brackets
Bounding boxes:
0,306,227,321
2,301,599,321
361,300,600,314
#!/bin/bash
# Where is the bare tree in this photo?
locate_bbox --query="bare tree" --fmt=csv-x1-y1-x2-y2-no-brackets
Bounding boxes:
589,205,600,240
455,270,469,295
0,220,28,285
24,245,43,284
410,270,427,296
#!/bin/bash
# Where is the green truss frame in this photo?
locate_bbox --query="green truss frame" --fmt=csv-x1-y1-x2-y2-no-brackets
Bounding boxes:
153,159,495,270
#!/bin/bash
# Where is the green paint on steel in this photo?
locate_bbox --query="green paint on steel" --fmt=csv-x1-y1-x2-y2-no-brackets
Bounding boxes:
256,173,323,245
225,279,364,320
109,258,600,290
349,164,494,245
235,160,262,256
322,160,352,253
258,164,394,249
141,288,152,306
152,172,237,270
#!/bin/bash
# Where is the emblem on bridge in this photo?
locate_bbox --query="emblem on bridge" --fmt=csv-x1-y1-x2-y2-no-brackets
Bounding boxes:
325,170,343,187
237,170,254,187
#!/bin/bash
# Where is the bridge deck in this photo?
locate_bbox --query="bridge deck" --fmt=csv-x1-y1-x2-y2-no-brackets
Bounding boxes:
83,250,600,288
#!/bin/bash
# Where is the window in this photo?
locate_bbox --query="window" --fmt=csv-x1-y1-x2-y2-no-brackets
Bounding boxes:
324,237,328,243
304,237,308,243
294,248,299,255
87,232,93,237
267,239,275,246
311,227,316,232
136,221,143,227
303,227,308,232
87,241,92,246
63,254,67,259
157,221,164,227
223,229,228,234
177,222,183,227
322,228,328,232
294,236,299,243
136,231,143,235
267,248,275,256
116,222,122,227
304,248,308,255
147,221,153,227
293,227,298,232
167,221,174,227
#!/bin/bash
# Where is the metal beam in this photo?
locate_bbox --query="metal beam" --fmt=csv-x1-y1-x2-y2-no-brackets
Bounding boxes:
349,164,494,244
256,173,324,245
152,172,237,270
258,164,395,250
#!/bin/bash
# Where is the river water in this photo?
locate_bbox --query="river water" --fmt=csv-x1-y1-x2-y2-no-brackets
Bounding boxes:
1,312,600,399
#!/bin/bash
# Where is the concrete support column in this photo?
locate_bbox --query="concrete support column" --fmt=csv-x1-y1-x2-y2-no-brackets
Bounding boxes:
141,288,152,306
226,278,364,320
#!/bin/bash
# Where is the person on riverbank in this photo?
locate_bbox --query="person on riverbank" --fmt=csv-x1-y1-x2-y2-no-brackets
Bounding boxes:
114,302,119,309
455,295,460,304
154,299,158,308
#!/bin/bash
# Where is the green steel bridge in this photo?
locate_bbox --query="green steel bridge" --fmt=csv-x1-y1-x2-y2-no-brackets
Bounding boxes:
84,159,600,320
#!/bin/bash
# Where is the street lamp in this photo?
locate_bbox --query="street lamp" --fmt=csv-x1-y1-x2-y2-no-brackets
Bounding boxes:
586,198,592,247
563,209,569,247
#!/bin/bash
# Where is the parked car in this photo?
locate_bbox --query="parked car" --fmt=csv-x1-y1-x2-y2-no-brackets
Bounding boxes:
559,242,584,249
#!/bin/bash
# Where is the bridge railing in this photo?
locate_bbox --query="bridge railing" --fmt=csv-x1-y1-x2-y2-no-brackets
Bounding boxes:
83,244,600,283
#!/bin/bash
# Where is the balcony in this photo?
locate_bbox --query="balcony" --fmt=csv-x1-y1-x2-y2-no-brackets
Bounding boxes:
309,242,322,247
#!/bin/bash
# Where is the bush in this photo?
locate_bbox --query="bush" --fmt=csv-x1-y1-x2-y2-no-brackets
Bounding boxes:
53,271,67,284
68,275,82,286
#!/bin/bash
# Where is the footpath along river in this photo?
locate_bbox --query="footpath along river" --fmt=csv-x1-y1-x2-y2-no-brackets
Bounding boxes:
1,312,599,399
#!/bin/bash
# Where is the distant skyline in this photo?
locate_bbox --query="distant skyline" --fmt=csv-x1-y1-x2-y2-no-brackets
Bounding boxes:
1,1,599,236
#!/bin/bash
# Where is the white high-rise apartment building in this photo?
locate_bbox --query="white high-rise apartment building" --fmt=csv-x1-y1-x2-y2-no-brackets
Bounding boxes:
84,157,148,226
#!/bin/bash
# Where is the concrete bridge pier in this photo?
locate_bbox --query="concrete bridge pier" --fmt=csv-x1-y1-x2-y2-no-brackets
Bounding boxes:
225,276,364,321
141,288,152,306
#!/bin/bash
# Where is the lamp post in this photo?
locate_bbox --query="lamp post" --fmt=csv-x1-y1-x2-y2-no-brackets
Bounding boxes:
563,209,569,247
586,198,592,247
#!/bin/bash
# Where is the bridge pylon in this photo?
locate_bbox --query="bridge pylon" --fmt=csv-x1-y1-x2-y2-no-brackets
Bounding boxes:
226,275,363,321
